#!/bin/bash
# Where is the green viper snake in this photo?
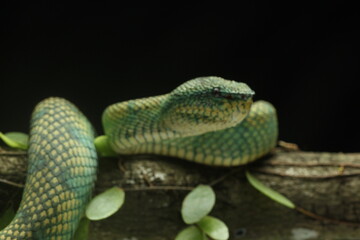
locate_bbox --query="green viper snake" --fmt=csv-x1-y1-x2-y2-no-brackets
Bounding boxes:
0,76,278,239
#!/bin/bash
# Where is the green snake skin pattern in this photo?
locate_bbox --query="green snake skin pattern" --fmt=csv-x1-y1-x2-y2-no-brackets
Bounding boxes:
103,76,278,166
1,76,277,239
0,98,97,240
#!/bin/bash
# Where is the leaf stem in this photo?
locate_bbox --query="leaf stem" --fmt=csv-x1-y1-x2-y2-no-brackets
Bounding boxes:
0,178,24,188
295,206,360,227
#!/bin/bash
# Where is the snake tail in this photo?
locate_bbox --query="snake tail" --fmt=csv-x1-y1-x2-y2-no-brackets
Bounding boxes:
0,98,98,240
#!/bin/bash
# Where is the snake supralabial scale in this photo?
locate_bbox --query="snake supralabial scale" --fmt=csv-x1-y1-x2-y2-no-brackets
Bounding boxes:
0,98,97,240
0,76,278,239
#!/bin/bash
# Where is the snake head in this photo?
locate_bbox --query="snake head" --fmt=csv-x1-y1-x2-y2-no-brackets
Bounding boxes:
161,76,255,136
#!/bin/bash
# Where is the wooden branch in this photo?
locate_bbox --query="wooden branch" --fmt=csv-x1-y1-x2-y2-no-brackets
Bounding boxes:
1,146,360,239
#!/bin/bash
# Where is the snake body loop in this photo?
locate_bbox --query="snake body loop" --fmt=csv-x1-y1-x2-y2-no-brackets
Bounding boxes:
0,98,97,240
1,76,277,239
103,76,278,166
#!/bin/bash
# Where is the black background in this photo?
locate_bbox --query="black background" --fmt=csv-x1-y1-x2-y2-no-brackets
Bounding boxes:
0,3,358,152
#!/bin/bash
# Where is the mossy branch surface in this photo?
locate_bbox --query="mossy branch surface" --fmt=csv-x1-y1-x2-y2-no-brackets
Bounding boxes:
1,146,360,239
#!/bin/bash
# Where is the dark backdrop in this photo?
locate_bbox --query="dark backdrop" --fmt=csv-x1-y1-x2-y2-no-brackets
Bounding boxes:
0,3,358,152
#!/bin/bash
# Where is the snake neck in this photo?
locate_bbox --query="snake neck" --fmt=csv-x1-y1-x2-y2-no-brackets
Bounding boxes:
103,94,183,154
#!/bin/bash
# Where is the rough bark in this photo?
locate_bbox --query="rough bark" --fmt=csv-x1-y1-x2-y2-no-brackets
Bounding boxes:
1,146,360,240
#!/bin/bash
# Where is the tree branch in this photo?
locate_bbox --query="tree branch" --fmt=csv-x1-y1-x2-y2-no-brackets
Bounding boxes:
1,146,360,240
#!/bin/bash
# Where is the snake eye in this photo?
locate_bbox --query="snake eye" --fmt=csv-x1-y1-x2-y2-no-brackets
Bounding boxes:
212,87,221,97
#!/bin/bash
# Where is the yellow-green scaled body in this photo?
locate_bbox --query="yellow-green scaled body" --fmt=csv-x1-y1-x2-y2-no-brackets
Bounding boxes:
0,98,97,240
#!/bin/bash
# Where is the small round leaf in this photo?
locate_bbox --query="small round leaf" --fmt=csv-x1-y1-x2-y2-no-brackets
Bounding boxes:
94,135,117,157
175,226,206,240
181,185,215,224
86,187,125,220
0,132,29,150
197,216,229,240
246,171,295,209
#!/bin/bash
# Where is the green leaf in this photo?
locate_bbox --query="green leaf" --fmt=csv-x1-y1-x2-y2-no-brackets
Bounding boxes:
0,207,15,230
86,187,125,221
73,217,90,240
94,135,117,157
0,132,29,150
197,216,229,240
246,171,295,209
175,226,206,240
181,185,216,224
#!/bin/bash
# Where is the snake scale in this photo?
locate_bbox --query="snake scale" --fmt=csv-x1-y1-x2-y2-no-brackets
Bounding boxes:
0,76,278,239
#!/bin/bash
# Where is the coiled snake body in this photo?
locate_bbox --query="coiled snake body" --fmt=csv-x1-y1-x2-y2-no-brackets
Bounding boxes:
0,77,278,239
